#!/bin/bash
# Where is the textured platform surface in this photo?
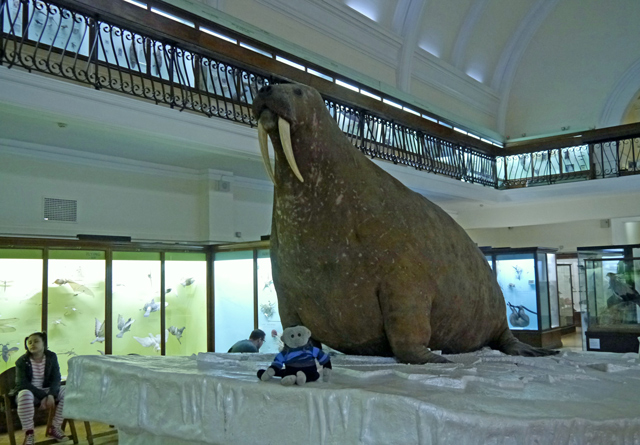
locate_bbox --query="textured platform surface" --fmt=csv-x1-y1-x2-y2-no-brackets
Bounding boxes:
64,350,640,445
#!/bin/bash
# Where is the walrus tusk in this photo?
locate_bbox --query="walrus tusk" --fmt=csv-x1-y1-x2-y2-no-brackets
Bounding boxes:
258,119,276,185
278,117,304,183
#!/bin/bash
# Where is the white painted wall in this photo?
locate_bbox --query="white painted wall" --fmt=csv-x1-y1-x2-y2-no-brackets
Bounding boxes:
0,146,273,243
466,220,612,253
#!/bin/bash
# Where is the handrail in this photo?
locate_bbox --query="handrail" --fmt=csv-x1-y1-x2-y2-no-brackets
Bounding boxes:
1,0,638,190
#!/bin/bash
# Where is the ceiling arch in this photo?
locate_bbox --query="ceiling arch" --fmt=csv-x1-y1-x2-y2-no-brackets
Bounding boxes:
492,0,559,135
450,0,488,70
392,0,428,92
599,57,640,128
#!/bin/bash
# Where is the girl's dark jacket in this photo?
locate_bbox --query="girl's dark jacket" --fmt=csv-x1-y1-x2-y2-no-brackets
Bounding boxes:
10,350,62,400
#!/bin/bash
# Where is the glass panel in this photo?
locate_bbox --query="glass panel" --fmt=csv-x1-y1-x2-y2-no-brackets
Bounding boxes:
557,264,574,327
496,157,505,186
537,253,550,330
547,254,559,328
3,0,24,37
560,145,590,173
590,258,640,327
584,259,600,326
495,253,538,331
256,249,281,354
57,8,89,55
25,2,86,53
112,252,161,356
0,249,43,368
98,23,140,69
165,252,207,356
48,250,106,376
214,251,254,352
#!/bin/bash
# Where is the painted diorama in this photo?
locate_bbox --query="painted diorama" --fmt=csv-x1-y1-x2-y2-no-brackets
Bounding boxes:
579,244,640,353
0,248,207,376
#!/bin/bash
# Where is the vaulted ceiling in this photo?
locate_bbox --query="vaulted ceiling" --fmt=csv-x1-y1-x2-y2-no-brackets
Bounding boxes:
188,0,640,144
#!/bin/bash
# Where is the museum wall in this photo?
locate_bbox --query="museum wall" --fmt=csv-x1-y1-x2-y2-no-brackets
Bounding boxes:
466,219,613,253
2,139,638,250
0,148,273,243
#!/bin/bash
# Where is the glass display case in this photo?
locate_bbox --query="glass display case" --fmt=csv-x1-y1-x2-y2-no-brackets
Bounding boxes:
0,239,210,376
48,250,106,376
578,244,640,353
556,263,577,328
0,249,43,369
213,250,255,352
212,242,281,354
481,247,562,349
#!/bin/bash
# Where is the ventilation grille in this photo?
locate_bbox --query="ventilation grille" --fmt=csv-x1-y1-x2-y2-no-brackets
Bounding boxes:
44,198,77,222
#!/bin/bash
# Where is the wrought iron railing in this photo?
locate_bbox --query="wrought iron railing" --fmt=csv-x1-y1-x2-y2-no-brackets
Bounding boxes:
498,137,639,188
1,0,638,190
0,0,496,186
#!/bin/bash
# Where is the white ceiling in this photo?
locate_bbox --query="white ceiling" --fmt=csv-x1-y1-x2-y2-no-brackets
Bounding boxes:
187,0,640,142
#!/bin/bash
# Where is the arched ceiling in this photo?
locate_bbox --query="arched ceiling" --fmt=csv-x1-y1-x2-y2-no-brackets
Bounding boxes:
189,0,640,144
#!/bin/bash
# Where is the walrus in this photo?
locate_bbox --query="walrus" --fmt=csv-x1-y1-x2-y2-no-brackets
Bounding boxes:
253,83,556,363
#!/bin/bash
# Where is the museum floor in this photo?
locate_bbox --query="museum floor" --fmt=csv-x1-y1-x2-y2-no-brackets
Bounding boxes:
0,422,117,445
0,329,586,445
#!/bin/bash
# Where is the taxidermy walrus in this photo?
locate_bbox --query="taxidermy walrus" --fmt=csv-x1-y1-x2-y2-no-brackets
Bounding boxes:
253,83,557,363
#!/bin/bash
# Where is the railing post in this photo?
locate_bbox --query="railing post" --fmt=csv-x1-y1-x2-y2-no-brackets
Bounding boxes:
358,109,365,152
590,143,597,179
615,140,620,177
0,0,4,66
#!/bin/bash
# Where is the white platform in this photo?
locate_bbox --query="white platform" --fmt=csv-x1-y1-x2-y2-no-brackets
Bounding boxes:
63,350,640,444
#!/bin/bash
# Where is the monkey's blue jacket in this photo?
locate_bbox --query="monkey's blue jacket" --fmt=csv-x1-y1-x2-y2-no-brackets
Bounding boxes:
270,344,331,369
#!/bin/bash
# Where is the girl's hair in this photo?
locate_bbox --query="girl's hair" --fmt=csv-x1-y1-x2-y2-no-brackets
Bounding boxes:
24,331,48,353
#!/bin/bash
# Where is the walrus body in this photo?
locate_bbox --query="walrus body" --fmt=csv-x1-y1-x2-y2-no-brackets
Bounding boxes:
253,83,555,363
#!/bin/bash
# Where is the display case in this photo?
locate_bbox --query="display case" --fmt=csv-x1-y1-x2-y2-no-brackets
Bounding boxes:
481,247,562,349
213,243,282,354
578,244,640,353
0,239,210,376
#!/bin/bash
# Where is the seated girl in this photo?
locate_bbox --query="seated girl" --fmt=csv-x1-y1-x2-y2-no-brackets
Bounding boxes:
11,332,67,444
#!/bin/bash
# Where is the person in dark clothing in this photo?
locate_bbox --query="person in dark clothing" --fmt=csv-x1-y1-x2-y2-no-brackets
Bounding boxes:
10,332,67,445
228,329,266,353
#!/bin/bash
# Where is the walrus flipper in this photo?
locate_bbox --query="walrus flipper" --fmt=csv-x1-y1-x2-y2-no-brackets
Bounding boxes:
495,329,559,357
379,284,451,364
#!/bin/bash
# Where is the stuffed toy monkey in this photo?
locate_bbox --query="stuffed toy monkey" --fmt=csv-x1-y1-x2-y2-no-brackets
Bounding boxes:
257,325,332,386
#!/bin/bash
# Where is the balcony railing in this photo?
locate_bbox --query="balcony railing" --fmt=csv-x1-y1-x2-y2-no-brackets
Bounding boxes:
1,0,639,190
0,0,497,187
498,137,640,188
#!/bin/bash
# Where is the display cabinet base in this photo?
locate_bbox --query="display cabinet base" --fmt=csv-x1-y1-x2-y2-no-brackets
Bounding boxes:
559,325,576,336
585,329,640,353
511,328,563,349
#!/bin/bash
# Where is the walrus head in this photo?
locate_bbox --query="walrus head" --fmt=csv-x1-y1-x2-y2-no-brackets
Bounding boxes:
253,83,326,185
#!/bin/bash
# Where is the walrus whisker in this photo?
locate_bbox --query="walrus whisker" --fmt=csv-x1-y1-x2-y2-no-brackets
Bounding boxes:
278,117,304,183
258,119,276,185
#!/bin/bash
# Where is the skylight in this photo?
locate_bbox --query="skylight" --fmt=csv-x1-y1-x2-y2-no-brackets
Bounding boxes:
360,90,381,101
240,43,272,58
336,79,359,92
276,56,305,71
123,0,146,8
383,99,402,109
150,7,194,27
307,68,333,82
200,27,237,44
